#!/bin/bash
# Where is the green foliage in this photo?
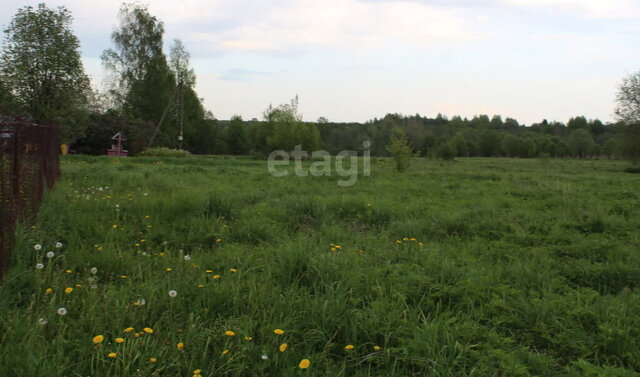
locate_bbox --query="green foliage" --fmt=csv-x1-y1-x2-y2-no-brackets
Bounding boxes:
569,129,596,158
386,129,413,171
0,3,90,142
615,71,640,124
138,147,190,157
451,131,468,157
257,96,321,155
435,141,457,160
101,3,175,125
226,115,248,155
618,123,640,165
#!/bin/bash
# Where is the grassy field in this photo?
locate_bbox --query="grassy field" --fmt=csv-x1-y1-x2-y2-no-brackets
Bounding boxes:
1,155,640,376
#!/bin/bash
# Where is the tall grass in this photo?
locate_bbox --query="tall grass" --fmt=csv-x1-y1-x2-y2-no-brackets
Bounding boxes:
1,156,639,376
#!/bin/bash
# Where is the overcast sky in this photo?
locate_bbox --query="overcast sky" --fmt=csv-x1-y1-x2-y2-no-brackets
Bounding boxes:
2,0,639,124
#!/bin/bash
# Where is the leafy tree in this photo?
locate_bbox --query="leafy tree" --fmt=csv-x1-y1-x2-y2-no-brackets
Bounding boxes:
451,132,468,157
226,115,248,154
386,129,413,171
618,124,640,164
615,72,640,124
262,96,320,153
568,129,595,158
603,138,617,159
435,141,456,161
479,130,502,157
102,3,175,126
0,3,90,142
568,116,589,131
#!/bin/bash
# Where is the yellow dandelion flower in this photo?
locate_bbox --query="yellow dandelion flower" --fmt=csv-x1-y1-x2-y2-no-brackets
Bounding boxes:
75,284,82,287
213,275,221,279
330,247,337,252
344,344,355,350
177,342,184,350
279,343,288,352
93,335,104,344
299,359,311,369
134,333,141,338
120,275,128,279
193,370,202,374
123,327,134,333
112,225,117,229
205,270,213,273
373,345,381,351
197,284,204,288
222,349,230,355
143,327,154,334
45,288,53,294
65,269,72,273
108,352,117,358
149,357,157,363
115,337,124,343
402,237,409,241
244,336,253,341
165,268,172,272
419,242,425,246
64,287,73,294
224,331,235,337
274,329,285,335
229,268,237,273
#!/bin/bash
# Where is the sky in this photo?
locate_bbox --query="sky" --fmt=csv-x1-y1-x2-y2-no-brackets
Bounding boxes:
2,0,640,125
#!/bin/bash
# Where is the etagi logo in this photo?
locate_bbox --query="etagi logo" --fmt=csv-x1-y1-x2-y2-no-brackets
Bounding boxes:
267,141,371,187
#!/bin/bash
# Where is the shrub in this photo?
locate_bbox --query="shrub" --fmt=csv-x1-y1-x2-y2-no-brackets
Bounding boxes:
139,147,191,158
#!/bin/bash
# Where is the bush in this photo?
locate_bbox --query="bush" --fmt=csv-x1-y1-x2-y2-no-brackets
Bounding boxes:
138,147,191,158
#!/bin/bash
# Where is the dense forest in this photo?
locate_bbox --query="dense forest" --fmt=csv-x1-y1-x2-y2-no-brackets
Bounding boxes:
1,3,639,162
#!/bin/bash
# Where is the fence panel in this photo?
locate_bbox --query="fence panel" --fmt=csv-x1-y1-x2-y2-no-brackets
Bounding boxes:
0,119,60,277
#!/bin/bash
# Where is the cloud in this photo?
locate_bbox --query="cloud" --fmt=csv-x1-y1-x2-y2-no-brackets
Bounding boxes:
505,0,640,19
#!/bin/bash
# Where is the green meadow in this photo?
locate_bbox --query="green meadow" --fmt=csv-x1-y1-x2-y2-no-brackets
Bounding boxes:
1,155,640,376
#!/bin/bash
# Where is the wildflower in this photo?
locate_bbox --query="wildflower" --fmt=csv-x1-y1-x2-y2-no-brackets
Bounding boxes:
205,270,213,273
274,329,285,335
65,269,72,274
184,255,191,261
64,287,73,294
143,327,154,334
123,327,134,333
244,336,253,341
373,345,381,351
299,359,311,369
224,330,235,337
395,240,402,244
213,275,221,279
149,357,157,363
108,352,117,358
197,284,204,288
46,251,55,258
90,267,97,274
34,244,42,251
215,238,222,243
261,354,268,360
229,268,237,273
165,268,172,272
115,338,124,343
193,369,202,374
54,242,63,248
38,318,48,325
419,242,425,246
168,290,177,297
45,288,53,294
93,335,104,344
367,203,373,207
221,349,230,355
112,225,117,229
134,333,141,338
120,275,128,279
344,345,355,350
177,342,184,350
279,343,288,352
35,263,44,270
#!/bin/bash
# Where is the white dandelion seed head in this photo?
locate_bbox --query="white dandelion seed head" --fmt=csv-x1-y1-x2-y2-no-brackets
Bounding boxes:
38,318,48,325
168,290,177,297
261,354,269,360
46,251,55,258
34,244,42,251
90,284,98,289
35,263,44,270
137,298,146,305
54,242,63,249
184,255,191,261
143,192,148,196
90,267,98,275
57,307,67,316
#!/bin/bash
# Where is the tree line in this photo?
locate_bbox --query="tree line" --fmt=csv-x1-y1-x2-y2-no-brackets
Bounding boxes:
1,3,639,164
